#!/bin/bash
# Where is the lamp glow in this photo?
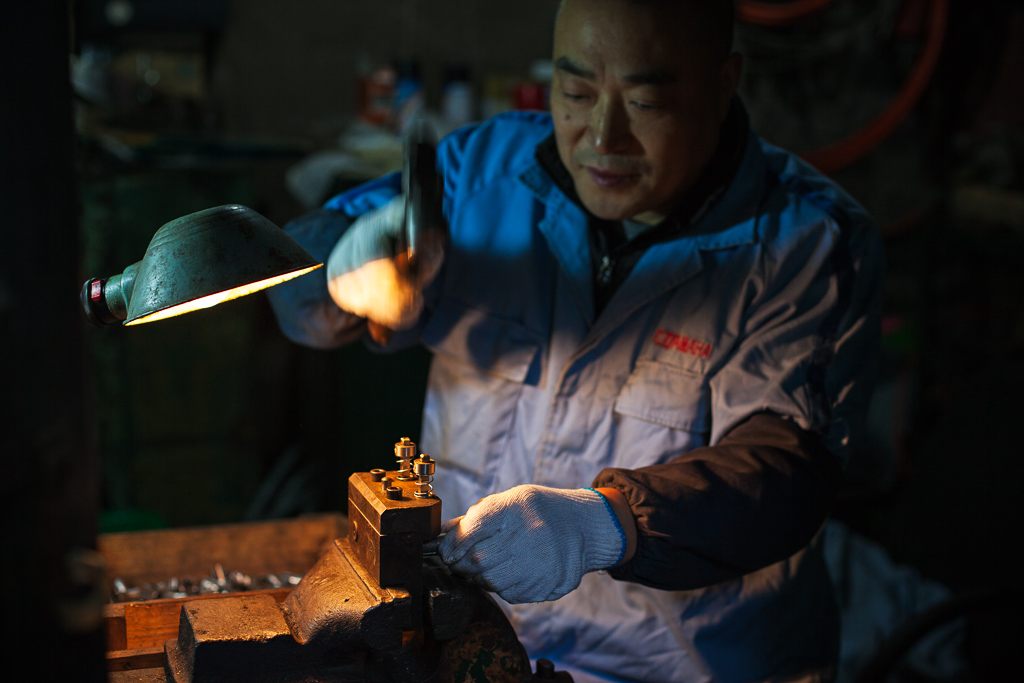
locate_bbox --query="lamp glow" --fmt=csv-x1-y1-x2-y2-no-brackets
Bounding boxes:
124,264,321,326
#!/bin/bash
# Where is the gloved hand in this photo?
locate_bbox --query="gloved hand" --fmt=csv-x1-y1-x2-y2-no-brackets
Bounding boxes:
438,485,627,604
325,195,443,333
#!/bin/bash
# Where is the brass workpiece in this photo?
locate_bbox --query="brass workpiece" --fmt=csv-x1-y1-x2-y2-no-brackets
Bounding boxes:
412,454,436,499
394,437,417,481
346,469,441,591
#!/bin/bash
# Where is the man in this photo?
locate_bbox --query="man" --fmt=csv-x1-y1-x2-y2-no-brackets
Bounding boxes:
270,0,882,680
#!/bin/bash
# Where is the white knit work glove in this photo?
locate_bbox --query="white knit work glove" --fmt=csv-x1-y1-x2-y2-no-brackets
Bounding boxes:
325,195,443,331
437,485,627,604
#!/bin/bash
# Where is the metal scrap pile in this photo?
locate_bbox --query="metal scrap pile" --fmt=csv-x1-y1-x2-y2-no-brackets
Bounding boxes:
109,563,302,602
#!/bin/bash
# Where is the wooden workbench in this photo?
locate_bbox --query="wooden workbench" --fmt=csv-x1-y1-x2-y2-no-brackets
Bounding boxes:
99,513,345,677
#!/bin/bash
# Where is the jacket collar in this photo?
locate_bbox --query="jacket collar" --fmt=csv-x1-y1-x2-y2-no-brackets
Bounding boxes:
521,170,596,325
590,136,770,343
517,103,771,335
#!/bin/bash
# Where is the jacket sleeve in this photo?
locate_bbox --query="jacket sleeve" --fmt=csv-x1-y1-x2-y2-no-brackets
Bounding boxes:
594,211,883,590
709,212,884,463
267,172,404,349
268,124,481,350
593,412,841,589
266,209,364,349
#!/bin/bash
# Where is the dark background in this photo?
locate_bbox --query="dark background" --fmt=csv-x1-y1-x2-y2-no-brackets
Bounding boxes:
3,0,1022,680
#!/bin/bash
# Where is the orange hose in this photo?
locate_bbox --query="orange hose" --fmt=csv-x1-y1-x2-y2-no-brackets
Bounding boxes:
738,0,833,27
802,0,949,173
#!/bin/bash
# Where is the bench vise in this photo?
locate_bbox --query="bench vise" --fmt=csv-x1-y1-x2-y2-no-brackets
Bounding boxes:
163,439,570,682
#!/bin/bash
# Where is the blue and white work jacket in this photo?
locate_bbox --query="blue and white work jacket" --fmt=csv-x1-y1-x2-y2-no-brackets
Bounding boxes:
277,111,883,682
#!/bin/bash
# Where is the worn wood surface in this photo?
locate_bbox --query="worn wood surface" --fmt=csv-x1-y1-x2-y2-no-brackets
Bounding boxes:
107,646,166,673
105,587,292,651
106,611,127,651
99,513,345,584
109,668,168,682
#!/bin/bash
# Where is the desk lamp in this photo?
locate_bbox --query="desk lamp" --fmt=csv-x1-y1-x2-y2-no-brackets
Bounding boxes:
81,204,320,326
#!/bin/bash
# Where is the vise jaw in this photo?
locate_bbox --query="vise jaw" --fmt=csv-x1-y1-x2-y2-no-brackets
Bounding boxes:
280,467,443,655
346,470,441,591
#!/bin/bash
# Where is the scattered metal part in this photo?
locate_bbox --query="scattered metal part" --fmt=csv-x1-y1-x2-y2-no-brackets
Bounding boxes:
157,580,182,599
228,570,252,590
394,436,416,480
385,485,403,500
214,562,227,589
108,567,306,603
369,468,386,482
413,453,436,498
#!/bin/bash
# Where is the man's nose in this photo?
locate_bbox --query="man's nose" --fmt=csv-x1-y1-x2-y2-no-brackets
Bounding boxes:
589,95,630,154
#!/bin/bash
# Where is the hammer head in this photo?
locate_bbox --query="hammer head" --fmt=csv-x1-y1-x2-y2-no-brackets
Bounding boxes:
401,118,446,274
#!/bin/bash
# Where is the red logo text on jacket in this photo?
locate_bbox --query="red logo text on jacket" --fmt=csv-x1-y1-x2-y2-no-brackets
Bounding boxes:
653,328,713,359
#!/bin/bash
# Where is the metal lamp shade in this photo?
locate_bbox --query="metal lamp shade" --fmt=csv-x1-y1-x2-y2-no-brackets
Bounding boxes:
123,204,320,326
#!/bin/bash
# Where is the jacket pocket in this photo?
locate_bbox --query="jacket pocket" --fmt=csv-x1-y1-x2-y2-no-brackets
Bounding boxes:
614,360,710,433
422,297,540,382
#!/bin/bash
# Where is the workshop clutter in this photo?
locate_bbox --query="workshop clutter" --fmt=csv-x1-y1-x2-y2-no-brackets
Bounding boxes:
355,56,554,134
288,57,555,209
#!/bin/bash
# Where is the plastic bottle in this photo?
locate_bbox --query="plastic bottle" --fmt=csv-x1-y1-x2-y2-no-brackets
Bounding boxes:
441,64,475,129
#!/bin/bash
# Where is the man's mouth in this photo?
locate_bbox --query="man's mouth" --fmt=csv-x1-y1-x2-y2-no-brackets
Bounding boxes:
585,167,640,188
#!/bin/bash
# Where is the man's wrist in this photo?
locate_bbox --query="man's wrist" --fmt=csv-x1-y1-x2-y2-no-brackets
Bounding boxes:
594,487,637,566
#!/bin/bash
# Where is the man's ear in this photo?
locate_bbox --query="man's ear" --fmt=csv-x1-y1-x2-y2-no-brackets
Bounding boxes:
717,52,743,121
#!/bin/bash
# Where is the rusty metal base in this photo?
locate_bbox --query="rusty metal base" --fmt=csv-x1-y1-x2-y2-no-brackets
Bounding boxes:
164,593,365,682
158,537,542,683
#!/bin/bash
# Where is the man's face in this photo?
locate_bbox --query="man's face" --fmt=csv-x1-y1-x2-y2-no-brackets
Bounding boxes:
551,0,739,222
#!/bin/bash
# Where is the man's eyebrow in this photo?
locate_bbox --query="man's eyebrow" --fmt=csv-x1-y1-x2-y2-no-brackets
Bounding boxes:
623,69,678,86
555,56,678,86
554,56,595,79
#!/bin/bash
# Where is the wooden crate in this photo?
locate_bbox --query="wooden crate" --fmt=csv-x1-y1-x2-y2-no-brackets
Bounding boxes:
100,513,345,674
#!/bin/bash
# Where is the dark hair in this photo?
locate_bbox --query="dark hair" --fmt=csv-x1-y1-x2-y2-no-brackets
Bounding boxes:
633,0,734,59
559,0,735,61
